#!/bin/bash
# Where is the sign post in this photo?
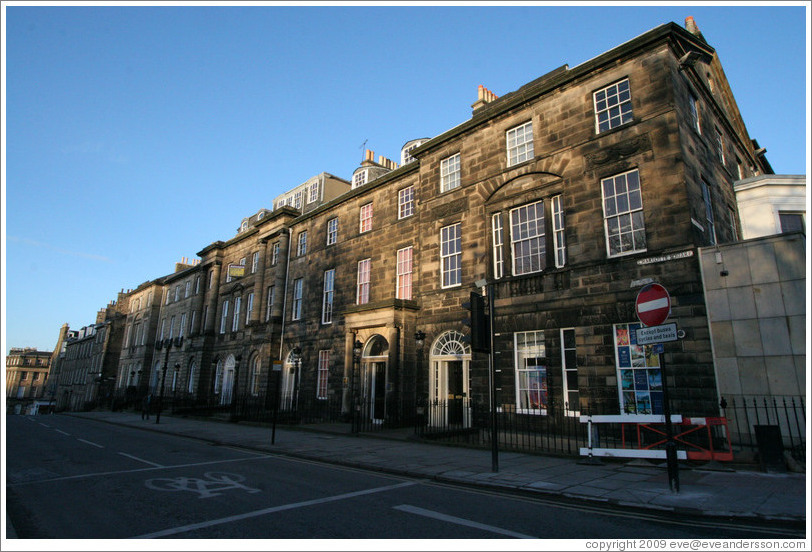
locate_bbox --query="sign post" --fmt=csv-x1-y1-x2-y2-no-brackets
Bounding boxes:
635,283,680,493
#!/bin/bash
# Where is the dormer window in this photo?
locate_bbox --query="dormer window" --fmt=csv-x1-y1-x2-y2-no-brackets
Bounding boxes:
241,220,248,232
352,169,367,189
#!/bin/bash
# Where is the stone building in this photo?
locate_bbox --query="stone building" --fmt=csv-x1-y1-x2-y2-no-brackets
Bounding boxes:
95,17,789,431
5,347,52,414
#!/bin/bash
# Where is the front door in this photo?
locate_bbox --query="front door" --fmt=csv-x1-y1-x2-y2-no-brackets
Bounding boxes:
364,362,386,422
447,361,464,426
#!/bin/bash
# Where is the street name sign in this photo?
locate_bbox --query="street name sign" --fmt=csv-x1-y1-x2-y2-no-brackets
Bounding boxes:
635,323,678,345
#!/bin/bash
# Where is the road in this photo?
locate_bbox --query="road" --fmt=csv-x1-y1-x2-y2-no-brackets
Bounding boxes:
5,414,799,540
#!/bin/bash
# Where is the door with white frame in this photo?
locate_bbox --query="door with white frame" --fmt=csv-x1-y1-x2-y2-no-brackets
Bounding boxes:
281,350,299,411
220,354,236,405
361,335,388,423
429,330,472,428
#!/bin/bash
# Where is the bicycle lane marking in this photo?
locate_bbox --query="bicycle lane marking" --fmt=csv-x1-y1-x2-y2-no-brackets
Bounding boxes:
118,452,165,468
133,480,422,539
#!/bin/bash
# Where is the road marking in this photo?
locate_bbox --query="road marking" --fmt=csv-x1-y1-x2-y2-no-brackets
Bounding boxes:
134,480,420,539
118,452,164,468
77,438,104,448
55,429,71,436
393,504,537,539
145,472,260,498
6,454,276,487
39,423,51,428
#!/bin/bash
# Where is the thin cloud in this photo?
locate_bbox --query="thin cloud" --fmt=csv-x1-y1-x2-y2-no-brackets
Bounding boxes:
7,235,114,263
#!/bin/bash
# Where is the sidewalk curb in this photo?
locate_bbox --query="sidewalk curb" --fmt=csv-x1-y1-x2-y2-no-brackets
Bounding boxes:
64,413,807,530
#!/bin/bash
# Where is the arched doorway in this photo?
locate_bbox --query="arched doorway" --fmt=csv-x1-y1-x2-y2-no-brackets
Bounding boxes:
221,354,236,405
429,330,472,428
281,349,300,411
362,335,388,423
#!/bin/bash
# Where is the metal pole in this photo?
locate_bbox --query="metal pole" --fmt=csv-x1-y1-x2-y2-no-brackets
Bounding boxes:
487,283,499,473
271,363,281,444
660,351,679,492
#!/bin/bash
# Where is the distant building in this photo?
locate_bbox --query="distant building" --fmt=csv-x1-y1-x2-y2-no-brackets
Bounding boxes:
272,172,350,215
5,347,52,414
734,174,806,239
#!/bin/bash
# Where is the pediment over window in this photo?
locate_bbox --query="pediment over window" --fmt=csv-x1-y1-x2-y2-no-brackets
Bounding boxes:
485,171,562,205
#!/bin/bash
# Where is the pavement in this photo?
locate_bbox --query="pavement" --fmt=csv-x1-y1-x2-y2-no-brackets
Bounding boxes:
7,410,808,538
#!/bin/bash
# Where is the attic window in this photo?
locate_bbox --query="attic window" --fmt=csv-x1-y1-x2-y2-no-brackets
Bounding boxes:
352,169,367,189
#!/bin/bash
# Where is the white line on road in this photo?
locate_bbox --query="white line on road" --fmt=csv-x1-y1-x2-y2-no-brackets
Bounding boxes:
6,454,276,487
77,438,104,448
38,423,51,428
55,429,71,436
393,504,537,539
118,452,164,468
134,480,421,539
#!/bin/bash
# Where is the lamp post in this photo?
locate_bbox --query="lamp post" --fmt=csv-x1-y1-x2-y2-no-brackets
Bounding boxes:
155,337,183,424
351,340,362,433
414,331,426,430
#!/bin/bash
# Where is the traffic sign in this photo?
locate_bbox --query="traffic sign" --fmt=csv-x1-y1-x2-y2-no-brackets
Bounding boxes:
635,283,671,327
635,323,678,345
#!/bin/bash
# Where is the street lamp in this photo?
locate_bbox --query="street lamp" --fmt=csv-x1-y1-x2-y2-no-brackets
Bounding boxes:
351,340,362,433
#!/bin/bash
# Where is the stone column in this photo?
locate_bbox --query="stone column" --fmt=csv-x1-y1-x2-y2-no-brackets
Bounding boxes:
342,331,356,415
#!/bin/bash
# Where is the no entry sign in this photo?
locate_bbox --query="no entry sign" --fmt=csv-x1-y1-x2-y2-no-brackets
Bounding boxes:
635,283,671,327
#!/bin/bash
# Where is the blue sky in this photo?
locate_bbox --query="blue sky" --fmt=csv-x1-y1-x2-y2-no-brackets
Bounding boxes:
2,2,809,353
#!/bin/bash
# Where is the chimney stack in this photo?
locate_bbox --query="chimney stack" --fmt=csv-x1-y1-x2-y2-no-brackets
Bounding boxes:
684,16,707,42
471,84,499,114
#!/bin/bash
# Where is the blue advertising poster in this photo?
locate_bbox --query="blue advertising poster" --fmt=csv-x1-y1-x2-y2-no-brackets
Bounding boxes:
618,346,631,368
650,391,664,414
634,370,648,390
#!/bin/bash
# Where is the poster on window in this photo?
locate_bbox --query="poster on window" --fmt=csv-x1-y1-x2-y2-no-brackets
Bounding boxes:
615,323,663,415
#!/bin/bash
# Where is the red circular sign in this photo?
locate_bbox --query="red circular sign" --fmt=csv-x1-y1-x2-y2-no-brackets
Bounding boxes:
635,283,671,327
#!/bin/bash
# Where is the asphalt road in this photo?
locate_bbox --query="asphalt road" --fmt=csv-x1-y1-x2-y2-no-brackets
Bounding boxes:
5,415,796,540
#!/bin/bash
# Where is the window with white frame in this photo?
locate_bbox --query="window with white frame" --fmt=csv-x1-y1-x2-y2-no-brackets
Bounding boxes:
714,127,726,166
515,330,547,413
779,212,805,233
702,180,717,245
440,223,462,288
294,190,303,209
506,122,534,166
729,207,738,241
352,169,367,189
195,276,200,294
689,93,701,134
250,356,261,396
188,361,196,393
272,242,280,265
552,195,567,268
232,296,241,332
357,259,371,304
510,200,546,275
561,328,579,415
322,269,335,324
189,311,196,337
292,279,303,320
251,251,259,273
492,213,504,279
219,301,229,334
396,247,413,300
308,182,320,204
317,350,329,400
174,286,180,302
246,292,254,324
594,78,633,132
169,316,176,339
326,217,338,246
179,313,187,338
266,285,275,321
441,153,461,192
297,231,307,256
185,281,191,298
398,186,414,219
360,203,373,233
214,360,222,394
601,169,646,256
